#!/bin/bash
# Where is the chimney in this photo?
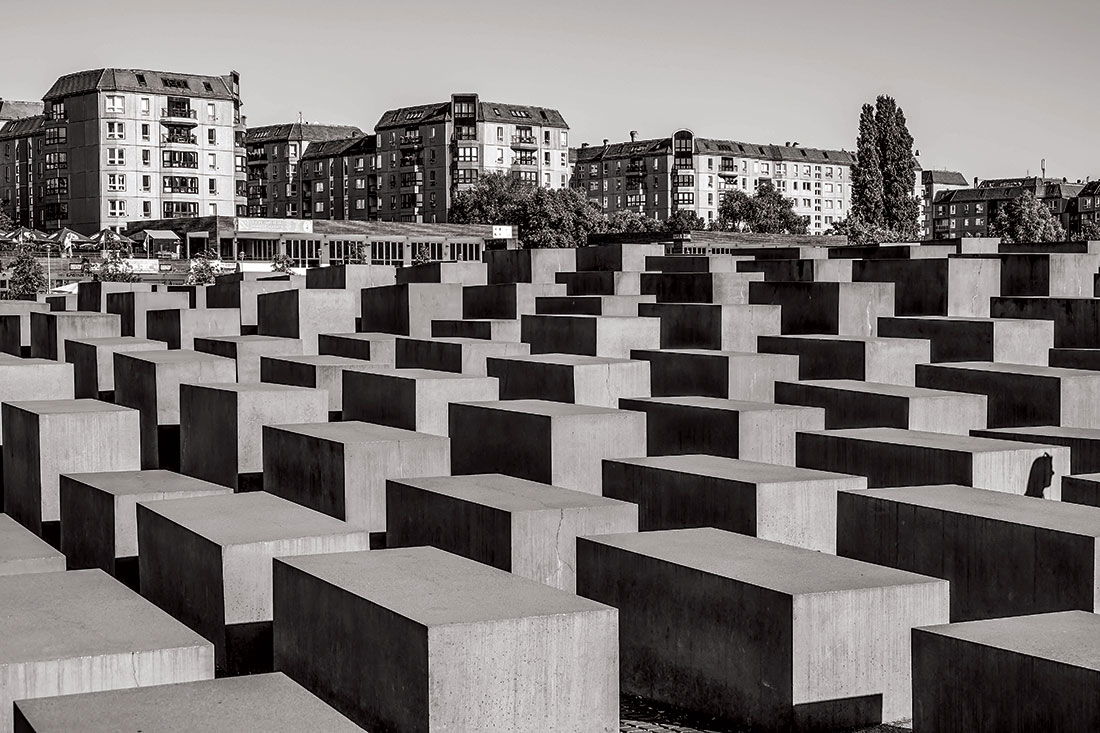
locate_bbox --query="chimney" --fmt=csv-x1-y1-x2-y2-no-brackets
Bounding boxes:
580,142,588,149
973,176,979,187
603,138,609,146
1041,158,1046,178
629,130,638,142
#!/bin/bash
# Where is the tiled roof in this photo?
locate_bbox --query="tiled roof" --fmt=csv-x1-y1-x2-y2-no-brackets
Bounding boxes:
0,114,45,141
1077,180,1100,196
43,69,236,101
573,136,854,165
922,170,969,186
376,101,568,130
934,179,1084,204
245,123,365,145
0,99,45,121
300,134,376,161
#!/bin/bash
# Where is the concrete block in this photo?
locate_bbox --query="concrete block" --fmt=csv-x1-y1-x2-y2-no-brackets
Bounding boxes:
535,294,654,316
263,420,450,534
138,492,369,675
638,302,782,351
796,427,1071,497
431,317,521,342
639,272,761,304
273,546,618,732
603,455,865,552
317,331,396,365
342,368,497,437
449,399,646,493
304,263,396,290
260,354,388,416
105,290,190,338
1063,473,1100,507
554,271,642,296
576,242,665,272
0,301,49,354
64,336,166,399
1050,347,1100,370
2,399,140,540
990,296,1100,348
486,353,650,407
76,281,153,313
59,469,230,586
759,334,931,385
0,513,65,576
395,260,486,286
631,348,798,401
970,426,1100,474
147,307,241,350
205,279,297,330
521,314,661,358
179,383,328,491
166,284,206,309
396,336,530,376
114,350,236,470
644,254,740,272
576,528,948,730
749,281,894,336
13,673,360,732
916,361,1100,428
912,611,1100,731
193,334,304,383
619,396,824,466
0,569,213,731
462,282,564,319
852,257,999,317
485,247,577,284
30,311,121,361
877,315,1053,364
986,252,1100,296
360,283,462,338
838,485,1100,621
387,473,637,591
258,289,359,354
776,379,987,434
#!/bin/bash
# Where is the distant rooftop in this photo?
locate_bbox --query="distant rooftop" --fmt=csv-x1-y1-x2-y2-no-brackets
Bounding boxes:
0,99,44,121
376,99,568,130
299,134,376,161
574,134,854,166
44,68,237,101
0,114,45,141
922,170,968,187
246,123,365,145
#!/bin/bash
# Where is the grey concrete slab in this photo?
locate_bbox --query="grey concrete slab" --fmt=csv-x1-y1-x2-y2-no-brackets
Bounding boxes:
396,260,486,286
317,331,397,365
462,282,565,319
1063,472,1100,507
258,289,360,354
0,513,65,576
485,247,577,284
361,283,463,338
631,348,798,402
273,546,617,732
637,302,783,351
193,334,304,383
521,314,661,359
851,257,999,317
147,307,241,350
342,368,498,437
990,295,1100,348
305,263,396,290
970,425,1100,474
205,279,298,330
749,281,894,336
260,354,389,414
76,281,153,313
106,290,191,339
0,301,49,354
536,294,655,316
758,334,931,386
431,317,522,342
639,272,762,304
64,336,166,398
877,315,1053,364
396,335,530,376
487,353,650,408
30,311,121,361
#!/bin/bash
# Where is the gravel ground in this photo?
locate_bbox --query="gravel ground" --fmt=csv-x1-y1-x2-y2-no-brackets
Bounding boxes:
619,695,913,732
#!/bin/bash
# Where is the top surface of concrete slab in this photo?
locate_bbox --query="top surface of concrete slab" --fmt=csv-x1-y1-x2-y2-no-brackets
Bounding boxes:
5,398,132,415
787,380,972,399
320,332,398,341
805,427,1059,454
491,353,636,367
632,349,774,359
47,311,117,319
931,361,1099,378
764,334,913,345
977,426,1100,440
64,336,164,348
382,368,493,381
197,335,302,345
121,349,232,366
62,469,226,498
0,514,64,567
846,485,1100,537
277,546,611,625
393,474,633,512
269,420,440,445
586,527,943,595
140,492,362,547
460,399,624,418
187,382,318,395
918,611,1100,671
0,569,210,664
264,354,375,367
611,454,864,485
0,358,73,368
625,396,812,413
13,673,360,732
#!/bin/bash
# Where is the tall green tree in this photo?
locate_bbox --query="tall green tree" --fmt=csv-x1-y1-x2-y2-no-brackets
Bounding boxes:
875,96,919,236
989,192,1066,243
664,209,707,234
851,104,885,228
604,209,666,234
6,248,46,300
715,182,808,234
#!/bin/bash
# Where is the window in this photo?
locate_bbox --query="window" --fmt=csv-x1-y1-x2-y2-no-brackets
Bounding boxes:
107,148,125,165
105,95,125,114
140,97,151,115
454,169,479,185
457,147,478,162
108,200,126,217
314,201,324,213
141,174,151,191
44,127,66,145
50,102,65,121
314,181,325,193
207,103,216,120
107,173,126,191
135,73,147,87
106,122,125,140
163,150,197,169
207,153,217,169
560,131,568,147
45,177,68,196
208,129,216,145
141,123,150,141
44,152,68,170
509,109,531,118
161,77,190,89
355,199,366,210
202,81,214,93
142,149,151,166
208,178,217,194
142,201,151,217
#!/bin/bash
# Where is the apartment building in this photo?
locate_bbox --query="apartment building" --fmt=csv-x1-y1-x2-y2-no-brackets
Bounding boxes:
572,129,855,234
244,123,364,218
31,68,246,233
919,169,968,239
1074,180,1100,235
299,134,378,221
0,115,45,227
374,93,570,223
931,177,1083,240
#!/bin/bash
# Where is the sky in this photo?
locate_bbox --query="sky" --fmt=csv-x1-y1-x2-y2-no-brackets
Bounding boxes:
2,0,1098,183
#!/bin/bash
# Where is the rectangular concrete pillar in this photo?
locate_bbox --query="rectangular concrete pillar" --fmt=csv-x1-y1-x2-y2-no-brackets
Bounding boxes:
304,263,396,290
449,399,646,494
317,332,397,365
76,281,153,312
970,425,1100,474
877,315,1053,364
65,336,166,399
639,272,761,304
395,336,530,376
205,279,297,332
990,296,1100,348
138,492,369,675
759,334,931,385
485,247,577,284
263,420,450,534
106,290,191,338
260,354,389,418
273,546,618,732
521,314,660,358
852,257,1000,317
342,368,498,437
462,282,565,319
31,311,121,361
576,528,948,730
486,353,650,408
0,301,49,355
0,513,65,576
431,318,521,342
749,281,894,336
258,289,360,354
631,348,798,401
396,260,486,286
146,307,241,350
360,283,463,338
194,334,304,383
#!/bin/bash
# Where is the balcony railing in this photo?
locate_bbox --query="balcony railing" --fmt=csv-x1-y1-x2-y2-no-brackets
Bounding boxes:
399,135,423,148
510,134,538,149
163,186,199,195
161,107,197,120
162,133,197,145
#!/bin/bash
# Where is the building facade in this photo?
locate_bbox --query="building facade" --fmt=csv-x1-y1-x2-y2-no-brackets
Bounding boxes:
571,130,855,234
299,134,378,221
32,68,246,234
0,115,45,227
1074,180,1100,235
244,123,365,219
374,93,570,223
931,177,1084,240
919,169,968,240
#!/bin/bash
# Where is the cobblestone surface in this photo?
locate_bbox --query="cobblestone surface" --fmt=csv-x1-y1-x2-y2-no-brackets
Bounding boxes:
619,695,914,732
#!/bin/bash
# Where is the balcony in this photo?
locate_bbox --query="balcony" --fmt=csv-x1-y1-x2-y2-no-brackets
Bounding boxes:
512,157,537,168
626,162,646,175
399,135,424,149
161,133,197,146
510,134,538,150
162,185,199,195
399,157,424,169
718,166,738,177
161,107,198,125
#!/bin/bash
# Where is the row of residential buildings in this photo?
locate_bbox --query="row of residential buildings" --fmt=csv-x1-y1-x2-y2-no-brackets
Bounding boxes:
3,65,1093,241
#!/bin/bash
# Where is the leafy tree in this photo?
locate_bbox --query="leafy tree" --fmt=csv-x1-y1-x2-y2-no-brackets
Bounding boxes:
413,243,432,266
851,104,885,228
5,248,46,300
989,192,1066,243
270,252,293,273
875,96,920,237
96,250,137,283
186,249,220,285
604,209,666,234
715,182,808,234
0,211,13,232
665,209,707,234
1079,218,1100,240
825,216,909,245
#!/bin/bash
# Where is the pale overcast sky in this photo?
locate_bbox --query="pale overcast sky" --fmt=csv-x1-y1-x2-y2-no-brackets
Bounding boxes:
2,0,1097,182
